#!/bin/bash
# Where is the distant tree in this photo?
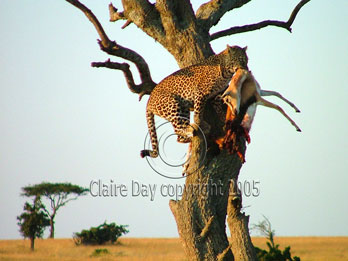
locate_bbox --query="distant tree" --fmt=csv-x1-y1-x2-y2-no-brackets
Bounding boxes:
17,197,50,250
21,182,89,238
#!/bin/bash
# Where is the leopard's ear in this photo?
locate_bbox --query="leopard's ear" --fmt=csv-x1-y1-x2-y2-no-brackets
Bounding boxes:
243,46,248,51
224,44,232,54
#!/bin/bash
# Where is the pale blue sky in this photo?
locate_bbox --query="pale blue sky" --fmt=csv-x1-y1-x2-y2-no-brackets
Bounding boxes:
0,0,347,239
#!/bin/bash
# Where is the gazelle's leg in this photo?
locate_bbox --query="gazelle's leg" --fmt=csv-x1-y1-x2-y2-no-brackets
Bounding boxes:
260,90,301,113
259,98,302,132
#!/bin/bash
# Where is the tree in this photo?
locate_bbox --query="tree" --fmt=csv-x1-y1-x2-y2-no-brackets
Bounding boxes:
17,198,50,250
53,0,310,260
21,182,89,239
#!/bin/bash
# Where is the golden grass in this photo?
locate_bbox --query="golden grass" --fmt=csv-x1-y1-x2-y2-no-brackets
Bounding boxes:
0,237,347,260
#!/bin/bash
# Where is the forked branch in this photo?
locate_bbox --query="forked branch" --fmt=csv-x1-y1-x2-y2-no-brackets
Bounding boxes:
65,0,156,98
108,3,132,29
210,0,310,41
110,1,165,44
196,0,251,29
65,0,111,47
91,59,155,100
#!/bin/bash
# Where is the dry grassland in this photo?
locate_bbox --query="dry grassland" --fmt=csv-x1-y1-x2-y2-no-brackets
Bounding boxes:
0,237,347,260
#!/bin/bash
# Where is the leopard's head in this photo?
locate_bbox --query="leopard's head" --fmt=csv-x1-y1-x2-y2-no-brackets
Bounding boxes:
223,45,249,73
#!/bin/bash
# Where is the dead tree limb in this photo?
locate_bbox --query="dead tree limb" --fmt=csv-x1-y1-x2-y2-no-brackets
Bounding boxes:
65,0,156,98
110,1,165,44
210,0,310,41
196,0,251,29
91,59,154,100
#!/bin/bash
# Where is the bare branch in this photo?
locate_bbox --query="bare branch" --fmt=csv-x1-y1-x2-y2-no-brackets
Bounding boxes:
56,196,78,211
56,194,62,208
41,205,51,217
210,0,310,41
121,0,165,43
196,0,251,29
157,0,196,33
65,0,111,47
200,216,215,239
92,59,156,100
49,195,56,211
217,244,232,261
108,3,133,29
121,20,132,29
287,0,311,27
109,3,126,22
64,0,156,97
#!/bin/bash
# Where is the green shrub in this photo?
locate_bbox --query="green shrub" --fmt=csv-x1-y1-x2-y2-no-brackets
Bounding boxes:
255,244,300,261
91,248,109,257
252,216,300,261
73,221,128,245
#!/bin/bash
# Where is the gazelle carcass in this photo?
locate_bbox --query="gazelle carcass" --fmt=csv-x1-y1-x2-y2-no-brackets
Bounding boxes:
221,68,301,134
214,68,301,163
184,68,301,173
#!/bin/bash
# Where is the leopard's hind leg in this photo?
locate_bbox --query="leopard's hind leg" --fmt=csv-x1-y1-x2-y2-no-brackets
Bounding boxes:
171,114,194,143
193,95,211,134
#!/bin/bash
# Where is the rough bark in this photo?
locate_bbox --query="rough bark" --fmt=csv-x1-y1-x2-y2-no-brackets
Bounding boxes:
227,178,256,260
62,1,310,260
170,139,244,260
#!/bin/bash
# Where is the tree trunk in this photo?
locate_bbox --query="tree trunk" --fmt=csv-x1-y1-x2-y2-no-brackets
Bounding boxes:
49,217,54,239
169,94,256,260
30,237,35,251
227,178,256,260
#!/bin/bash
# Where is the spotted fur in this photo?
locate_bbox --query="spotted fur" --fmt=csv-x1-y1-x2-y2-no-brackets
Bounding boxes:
141,45,249,158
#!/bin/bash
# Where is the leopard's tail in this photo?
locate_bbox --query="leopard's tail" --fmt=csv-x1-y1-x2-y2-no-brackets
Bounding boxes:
140,110,159,158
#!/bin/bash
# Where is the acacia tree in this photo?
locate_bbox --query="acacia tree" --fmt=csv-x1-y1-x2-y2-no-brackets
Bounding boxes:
22,182,89,239
17,198,50,250
57,1,310,260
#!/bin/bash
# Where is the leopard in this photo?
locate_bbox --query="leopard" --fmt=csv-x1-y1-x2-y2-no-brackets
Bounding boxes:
140,45,249,158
